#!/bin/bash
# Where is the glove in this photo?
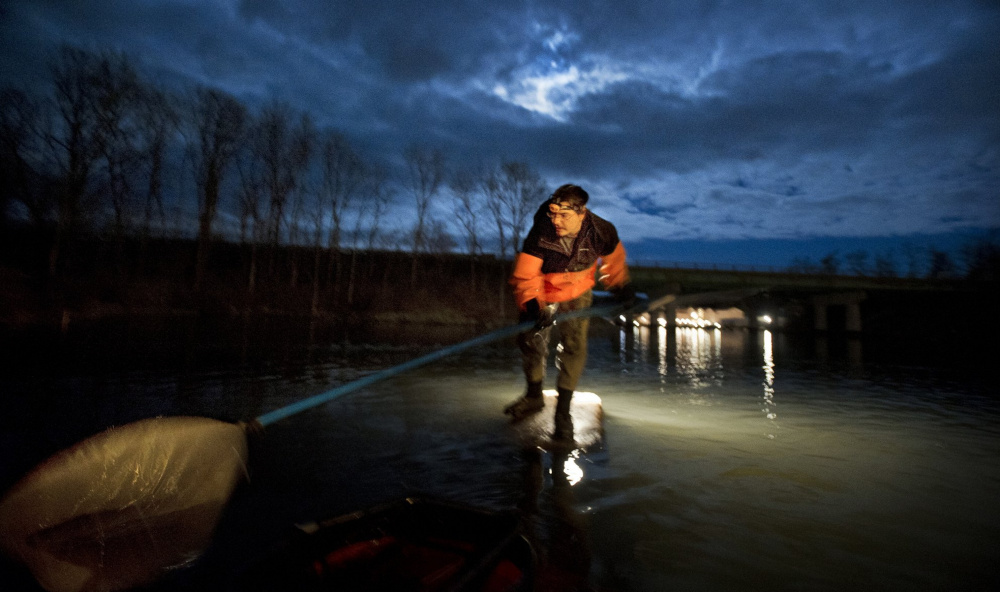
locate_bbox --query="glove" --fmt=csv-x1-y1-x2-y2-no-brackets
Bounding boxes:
520,298,554,329
611,283,637,311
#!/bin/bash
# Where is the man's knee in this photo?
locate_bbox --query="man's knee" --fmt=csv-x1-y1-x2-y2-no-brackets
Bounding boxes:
561,321,589,352
518,329,545,355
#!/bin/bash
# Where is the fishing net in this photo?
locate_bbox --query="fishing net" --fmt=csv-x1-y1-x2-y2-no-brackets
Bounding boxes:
0,417,248,592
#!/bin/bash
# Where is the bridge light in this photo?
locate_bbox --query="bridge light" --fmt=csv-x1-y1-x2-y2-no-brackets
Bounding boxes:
758,314,773,324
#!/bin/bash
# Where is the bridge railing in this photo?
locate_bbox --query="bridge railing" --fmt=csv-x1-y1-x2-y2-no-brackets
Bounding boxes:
629,260,960,291
631,259,939,280
632,260,786,274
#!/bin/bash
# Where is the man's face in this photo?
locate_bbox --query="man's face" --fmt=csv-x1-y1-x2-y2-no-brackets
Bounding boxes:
548,201,585,237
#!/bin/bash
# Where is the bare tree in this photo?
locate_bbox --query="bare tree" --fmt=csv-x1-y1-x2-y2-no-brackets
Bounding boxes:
482,160,546,258
874,250,897,277
424,217,456,254
900,242,924,278
497,161,546,254
319,129,365,253
45,46,104,276
251,103,313,280
786,257,819,274
307,172,327,315
450,167,484,256
317,129,364,298
961,234,1000,282
362,164,392,250
187,86,246,290
354,164,396,301
404,145,445,287
283,114,316,288
450,167,486,293
91,51,144,270
926,249,957,279
820,252,840,274
481,169,507,257
0,88,45,228
236,142,266,293
239,103,315,288
136,82,178,251
405,145,445,254
844,249,870,276
344,165,390,307
288,180,309,287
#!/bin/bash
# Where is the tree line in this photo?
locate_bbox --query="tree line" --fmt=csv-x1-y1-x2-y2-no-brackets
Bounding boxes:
786,238,999,282
0,46,552,317
3,45,995,323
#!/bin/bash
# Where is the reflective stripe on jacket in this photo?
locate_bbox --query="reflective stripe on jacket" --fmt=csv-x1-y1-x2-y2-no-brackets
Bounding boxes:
510,206,629,309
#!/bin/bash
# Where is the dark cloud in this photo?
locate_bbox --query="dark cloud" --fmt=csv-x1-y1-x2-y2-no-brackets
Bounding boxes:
237,0,292,23
621,191,695,218
236,0,520,82
0,0,997,265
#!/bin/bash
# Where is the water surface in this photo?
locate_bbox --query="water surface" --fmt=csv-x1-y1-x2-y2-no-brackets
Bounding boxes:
1,317,997,591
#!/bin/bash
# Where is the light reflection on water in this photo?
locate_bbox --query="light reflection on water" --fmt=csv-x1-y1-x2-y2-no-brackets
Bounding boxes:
582,323,998,591
762,329,777,434
2,317,999,591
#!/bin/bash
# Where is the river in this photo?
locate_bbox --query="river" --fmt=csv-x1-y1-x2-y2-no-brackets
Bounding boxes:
1,314,998,591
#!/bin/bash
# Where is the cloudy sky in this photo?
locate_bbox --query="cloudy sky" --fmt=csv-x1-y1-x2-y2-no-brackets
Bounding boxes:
2,0,998,268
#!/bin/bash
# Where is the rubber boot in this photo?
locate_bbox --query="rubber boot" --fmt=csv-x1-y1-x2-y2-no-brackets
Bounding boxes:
504,381,544,420
553,387,574,442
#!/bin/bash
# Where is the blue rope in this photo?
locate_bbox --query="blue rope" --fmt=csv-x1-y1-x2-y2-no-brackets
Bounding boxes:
255,303,627,427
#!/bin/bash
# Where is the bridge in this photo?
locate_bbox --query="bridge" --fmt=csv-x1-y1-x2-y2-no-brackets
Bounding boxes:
624,265,962,334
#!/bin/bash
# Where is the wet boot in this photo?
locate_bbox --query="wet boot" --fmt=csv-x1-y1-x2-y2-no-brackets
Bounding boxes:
504,381,544,420
553,387,574,442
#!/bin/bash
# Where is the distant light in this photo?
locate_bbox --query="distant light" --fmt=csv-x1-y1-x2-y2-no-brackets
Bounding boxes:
758,315,773,324
672,315,724,330
657,317,668,327
619,315,626,323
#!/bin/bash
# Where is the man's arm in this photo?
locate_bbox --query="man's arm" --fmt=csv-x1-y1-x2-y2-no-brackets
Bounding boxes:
598,242,629,289
600,242,638,308
509,252,546,309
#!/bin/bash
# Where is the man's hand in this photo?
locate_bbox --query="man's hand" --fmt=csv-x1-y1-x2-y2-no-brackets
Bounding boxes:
521,298,555,329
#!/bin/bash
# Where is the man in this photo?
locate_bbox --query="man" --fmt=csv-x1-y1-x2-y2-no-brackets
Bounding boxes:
505,184,634,440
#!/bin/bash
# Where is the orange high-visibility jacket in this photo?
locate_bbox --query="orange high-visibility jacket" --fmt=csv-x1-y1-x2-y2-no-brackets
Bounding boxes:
510,206,629,309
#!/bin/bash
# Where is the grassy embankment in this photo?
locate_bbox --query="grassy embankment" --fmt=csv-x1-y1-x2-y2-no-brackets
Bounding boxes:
0,229,518,330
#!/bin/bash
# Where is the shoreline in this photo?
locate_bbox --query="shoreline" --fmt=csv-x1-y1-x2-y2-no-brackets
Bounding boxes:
0,299,515,334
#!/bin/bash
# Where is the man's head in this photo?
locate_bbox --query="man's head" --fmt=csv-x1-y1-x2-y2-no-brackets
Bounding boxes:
547,184,588,237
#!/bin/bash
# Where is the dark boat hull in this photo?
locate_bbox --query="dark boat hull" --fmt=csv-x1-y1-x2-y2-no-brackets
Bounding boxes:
237,497,535,592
